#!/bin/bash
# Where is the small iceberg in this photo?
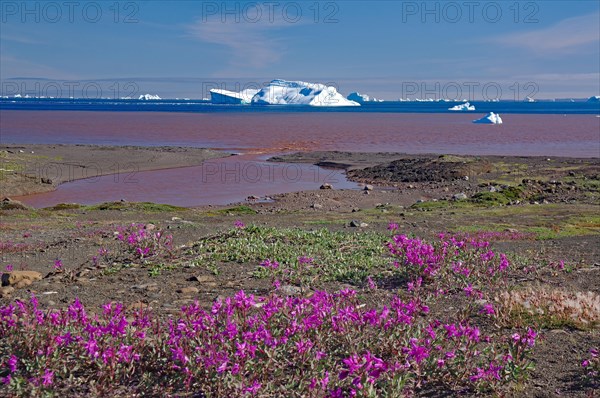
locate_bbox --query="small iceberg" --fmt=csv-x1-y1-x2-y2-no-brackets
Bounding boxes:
347,92,383,104
138,94,161,100
525,96,535,102
473,112,503,124
449,102,475,111
587,95,600,102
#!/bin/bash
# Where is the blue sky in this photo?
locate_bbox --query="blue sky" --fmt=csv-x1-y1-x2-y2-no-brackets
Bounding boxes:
1,1,599,99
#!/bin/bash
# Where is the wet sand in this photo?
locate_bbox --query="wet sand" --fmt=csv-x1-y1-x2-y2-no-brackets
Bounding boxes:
0,144,228,197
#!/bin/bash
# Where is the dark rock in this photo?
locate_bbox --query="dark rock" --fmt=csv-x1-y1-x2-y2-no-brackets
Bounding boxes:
1,197,31,210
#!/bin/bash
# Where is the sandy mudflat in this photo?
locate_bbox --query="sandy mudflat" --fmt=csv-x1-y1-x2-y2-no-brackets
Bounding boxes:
0,144,229,197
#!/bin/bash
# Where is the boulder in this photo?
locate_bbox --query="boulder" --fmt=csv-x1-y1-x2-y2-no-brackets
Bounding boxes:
1,271,43,288
1,197,31,210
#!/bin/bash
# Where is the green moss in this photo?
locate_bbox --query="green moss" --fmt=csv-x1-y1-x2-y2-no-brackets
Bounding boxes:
192,225,390,285
470,187,523,206
46,203,82,210
215,205,257,215
470,192,511,206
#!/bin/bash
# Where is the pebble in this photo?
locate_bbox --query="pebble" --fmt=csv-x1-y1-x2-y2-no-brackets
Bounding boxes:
280,285,302,296
188,275,216,283
452,193,468,201
177,287,200,294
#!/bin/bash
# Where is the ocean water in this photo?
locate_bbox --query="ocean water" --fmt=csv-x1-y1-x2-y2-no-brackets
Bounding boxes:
1,98,599,114
2,100,599,207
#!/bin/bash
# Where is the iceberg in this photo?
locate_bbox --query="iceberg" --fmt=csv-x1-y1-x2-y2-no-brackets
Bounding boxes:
587,95,600,102
210,88,259,105
525,96,535,102
138,94,161,100
347,92,382,104
251,79,360,106
448,102,475,111
473,112,503,124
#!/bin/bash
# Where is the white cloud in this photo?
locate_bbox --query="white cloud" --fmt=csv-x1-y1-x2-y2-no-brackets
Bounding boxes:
0,54,77,79
489,13,600,54
186,13,305,74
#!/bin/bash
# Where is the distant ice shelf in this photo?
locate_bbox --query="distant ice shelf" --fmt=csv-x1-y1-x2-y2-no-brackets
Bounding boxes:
138,94,161,100
448,102,475,111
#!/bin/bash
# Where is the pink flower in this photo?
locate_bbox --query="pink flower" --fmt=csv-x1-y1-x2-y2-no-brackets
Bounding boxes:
7,355,18,373
408,341,429,363
525,328,537,347
4,264,13,272
54,259,63,270
296,339,314,354
234,220,245,229
298,256,314,264
463,284,474,297
260,259,279,270
244,380,261,395
366,276,377,290
41,369,54,386
480,303,495,316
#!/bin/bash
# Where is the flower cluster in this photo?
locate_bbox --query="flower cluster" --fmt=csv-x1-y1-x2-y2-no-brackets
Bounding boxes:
581,347,599,384
388,233,511,295
115,223,173,260
0,288,537,396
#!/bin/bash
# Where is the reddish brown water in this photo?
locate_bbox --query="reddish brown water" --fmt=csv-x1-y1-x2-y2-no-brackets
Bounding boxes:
3,110,599,207
15,154,358,207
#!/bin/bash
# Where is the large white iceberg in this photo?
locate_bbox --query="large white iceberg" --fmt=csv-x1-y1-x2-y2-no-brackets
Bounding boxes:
347,92,382,104
473,112,503,124
210,88,259,105
587,95,600,102
138,94,161,100
251,79,360,106
448,102,475,111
